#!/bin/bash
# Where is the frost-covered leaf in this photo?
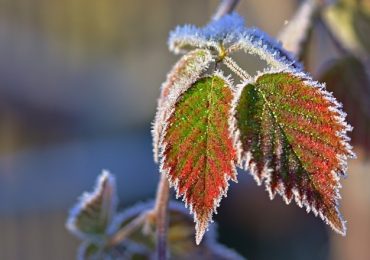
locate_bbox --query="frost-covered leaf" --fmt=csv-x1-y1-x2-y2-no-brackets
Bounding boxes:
160,75,237,244
168,13,300,70
229,27,302,69
319,56,370,153
152,48,214,162
234,71,354,234
168,13,245,54
66,170,117,240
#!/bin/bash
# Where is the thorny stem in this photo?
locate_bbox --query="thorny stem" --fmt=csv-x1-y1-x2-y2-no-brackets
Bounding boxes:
154,173,170,260
212,0,240,20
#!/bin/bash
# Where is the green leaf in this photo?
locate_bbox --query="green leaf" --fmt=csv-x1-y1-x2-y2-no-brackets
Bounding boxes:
319,56,370,154
66,170,117,241
234,70,354,235
152,48,214,162
160,74,237,244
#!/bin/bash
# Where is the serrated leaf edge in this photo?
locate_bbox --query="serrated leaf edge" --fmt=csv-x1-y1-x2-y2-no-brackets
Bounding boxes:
168,12,301,72
159,71,238,245
152,49,214,163
66,170,118,241
168,13,245,55
228,27,303,70
232,68,355,235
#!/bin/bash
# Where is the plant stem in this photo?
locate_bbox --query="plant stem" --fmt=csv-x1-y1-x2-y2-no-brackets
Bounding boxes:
108,210,152,247
153,2,241,259
154,173,170,260
212,0,240,20
223,56,253,82
277,0,319,58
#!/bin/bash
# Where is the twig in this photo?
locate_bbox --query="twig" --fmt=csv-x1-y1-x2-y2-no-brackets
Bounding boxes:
108,210,153,247
212,0,240,21
154,173,170,260
223,56,253,81
277,0,319,58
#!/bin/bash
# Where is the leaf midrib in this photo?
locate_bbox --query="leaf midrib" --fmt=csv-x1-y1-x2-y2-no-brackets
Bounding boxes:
256,86,319,193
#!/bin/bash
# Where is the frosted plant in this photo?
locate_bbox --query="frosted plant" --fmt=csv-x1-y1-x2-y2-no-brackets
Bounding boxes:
66,171,243,259
154,9,354,245
66,0,364,259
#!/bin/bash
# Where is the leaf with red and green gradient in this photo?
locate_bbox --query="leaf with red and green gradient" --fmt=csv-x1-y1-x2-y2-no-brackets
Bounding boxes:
234,70,355,235
160,75,237,244
152,49,213,162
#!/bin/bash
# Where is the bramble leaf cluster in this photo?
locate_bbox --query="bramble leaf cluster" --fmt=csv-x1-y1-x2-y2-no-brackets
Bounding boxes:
153,12,354,244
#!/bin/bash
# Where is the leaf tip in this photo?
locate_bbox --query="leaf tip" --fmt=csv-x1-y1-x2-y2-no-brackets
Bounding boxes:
195,219,207,245
327,210,347,236
66,169,117,239
100,169,115,185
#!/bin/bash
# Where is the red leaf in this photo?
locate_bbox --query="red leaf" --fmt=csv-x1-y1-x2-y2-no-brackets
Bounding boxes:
234,70,355,234
160,74,237,244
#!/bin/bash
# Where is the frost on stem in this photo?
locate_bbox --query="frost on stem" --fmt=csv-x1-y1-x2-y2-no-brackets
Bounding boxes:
154,6,355,247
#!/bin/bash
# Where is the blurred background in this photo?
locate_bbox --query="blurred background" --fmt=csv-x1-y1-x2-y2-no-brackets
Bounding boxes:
0,0,369,259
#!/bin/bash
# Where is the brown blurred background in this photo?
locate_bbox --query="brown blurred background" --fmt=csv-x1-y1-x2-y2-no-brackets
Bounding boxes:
0,0,369,259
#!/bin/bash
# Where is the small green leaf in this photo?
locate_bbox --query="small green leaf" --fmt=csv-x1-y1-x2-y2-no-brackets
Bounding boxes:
234,70,354,235
160,74,237,244
66,170,117,241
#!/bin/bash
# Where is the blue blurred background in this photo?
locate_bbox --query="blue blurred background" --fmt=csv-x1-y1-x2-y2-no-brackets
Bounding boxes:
0,0,369,259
